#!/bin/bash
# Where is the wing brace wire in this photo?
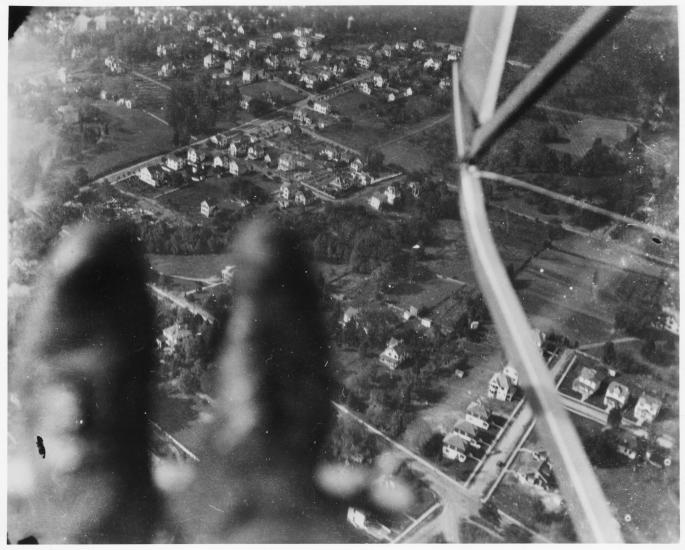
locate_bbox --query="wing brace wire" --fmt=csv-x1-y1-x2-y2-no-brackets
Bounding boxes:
454,6,628,543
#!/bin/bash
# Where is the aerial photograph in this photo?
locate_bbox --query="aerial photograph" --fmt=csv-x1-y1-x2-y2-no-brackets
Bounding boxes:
5,4,679,544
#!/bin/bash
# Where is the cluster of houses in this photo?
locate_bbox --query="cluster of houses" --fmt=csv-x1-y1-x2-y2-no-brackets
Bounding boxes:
570,365,662,425
442,398,492,463
368,184,402,211
104,55,125,74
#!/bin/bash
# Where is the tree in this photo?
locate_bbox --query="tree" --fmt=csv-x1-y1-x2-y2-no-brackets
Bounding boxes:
74,167,90,188
602,341,617,365
479,500,500,526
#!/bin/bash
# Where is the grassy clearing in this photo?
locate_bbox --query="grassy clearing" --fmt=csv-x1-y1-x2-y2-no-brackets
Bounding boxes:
570,414,680,543
80,101,173,178
148,253,236,279
240,80,304,104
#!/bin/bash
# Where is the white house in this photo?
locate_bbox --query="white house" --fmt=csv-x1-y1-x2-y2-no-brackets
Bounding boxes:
358,81,372,95
488,372,515,401
278,153,295,171
313,100,331,115
466,399,492,430
572,367,603,402
138,166,163,187
423,57,442,71
634,393,662,424
368,193,384,211
342,306,360,326
442,433,468,462
203,53,217,69
452,420,481,448
412,38,426,50
379,338,408,369
228,159,246,176
356,54,372,69
200,199,217,218
603,380,630,410
373,73,385,88
385,185,400,206
165,154,185,171
503,364,519,386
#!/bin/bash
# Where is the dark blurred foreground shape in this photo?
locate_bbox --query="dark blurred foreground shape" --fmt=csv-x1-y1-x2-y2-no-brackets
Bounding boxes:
8,220,402,543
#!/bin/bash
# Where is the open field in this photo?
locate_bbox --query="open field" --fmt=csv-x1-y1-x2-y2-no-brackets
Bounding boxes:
570,414,680,543
546,113,632,158
240,80,305,104
148,253,236,279
80,101,173,178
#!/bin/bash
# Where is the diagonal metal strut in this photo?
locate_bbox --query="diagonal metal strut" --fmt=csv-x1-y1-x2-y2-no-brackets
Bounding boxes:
454,6,630,543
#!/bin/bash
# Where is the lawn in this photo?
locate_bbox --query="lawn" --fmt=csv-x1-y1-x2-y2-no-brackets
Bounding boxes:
240,80,305,104
78,101,174,179
148,253,236,280
570,414,680,543
459,520,501,543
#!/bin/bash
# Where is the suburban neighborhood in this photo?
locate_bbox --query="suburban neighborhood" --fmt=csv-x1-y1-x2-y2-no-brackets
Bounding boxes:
7,5,679,545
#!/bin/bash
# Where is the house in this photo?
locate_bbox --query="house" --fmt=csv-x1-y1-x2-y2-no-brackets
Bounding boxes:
572,367,603,401
447,45,462,61
466,399,492,430
379,338,409,369
452,420,480,447
356,54,372,69
248,39,257,50
342,307,360,326
240,95,253,111
385,91,397,103
368,193,384,211
516,452,555,491
353,171,372,187
138,166,164,187
265,55,280,69
350,157,364,173
228,159,247,177
242,67,257,84
634,393,662,424
313,100,331,115
420,317,432,328
408,181,421,198
294,189,310,206
615,430,644,460
311,50,323,63
203,53,218,69
187,147,207,166
300,72,316,89
385,185,400,206
272,31,283,40
278,153,295,171
395,41,409,52
229,137,249,157
603,381,630,410
247,144,264,160
279,182,292,200
263,148,279,167
318,69,333,82
200,199,217,218
165,154,185,171
381,44,393,58
320,145,339,161
296,35,310,48
299,47,313,60
373,73,386,88
412,38,426,50
358,81,372,95
158,62,175,78
401,86,414,97
398,304,417,321
442,433,469,462
439,76,452,90
224,59,235,74
424,57,443,71
488,372,515,401
213,154,230,169
503,364,519,386
210,133,229,148
163,324,192,349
